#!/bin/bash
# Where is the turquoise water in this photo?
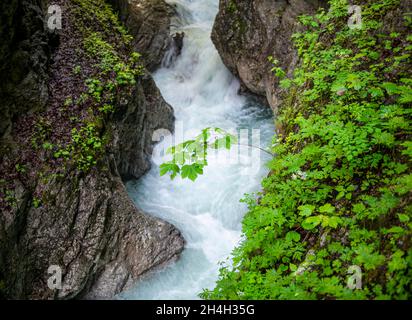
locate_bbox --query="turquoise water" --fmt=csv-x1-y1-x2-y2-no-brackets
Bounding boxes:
121,0,274,300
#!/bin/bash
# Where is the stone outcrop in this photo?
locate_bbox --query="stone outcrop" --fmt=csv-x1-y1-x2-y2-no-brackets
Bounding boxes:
113,74,175,181
0,73,181,299
2,155,183,299
212,0,327,111
109,0,181,71
0,0,184,299
0,0,54,139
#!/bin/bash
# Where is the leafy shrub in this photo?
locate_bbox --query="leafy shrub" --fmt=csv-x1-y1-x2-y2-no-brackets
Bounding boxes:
54,123,105,172
202,0,412,300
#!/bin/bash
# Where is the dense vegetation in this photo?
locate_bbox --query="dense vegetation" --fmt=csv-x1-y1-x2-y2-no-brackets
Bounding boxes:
0,0,142,210
198,0,412,299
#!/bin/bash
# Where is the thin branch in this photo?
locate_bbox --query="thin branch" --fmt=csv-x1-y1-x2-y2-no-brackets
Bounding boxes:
237,143,274,156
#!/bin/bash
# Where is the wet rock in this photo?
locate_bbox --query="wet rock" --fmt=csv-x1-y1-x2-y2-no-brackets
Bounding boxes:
0,0,54,139
173,32,185,56
1,74,181,298
212,0,327,112
1,160,184,299
162,32,185,68
113,74,175,181
109,0,177,72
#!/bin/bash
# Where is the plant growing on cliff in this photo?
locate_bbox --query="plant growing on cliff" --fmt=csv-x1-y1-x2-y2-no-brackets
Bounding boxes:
201,0,412,300
50,1,145,174
268,56,286,79
54,122,105,172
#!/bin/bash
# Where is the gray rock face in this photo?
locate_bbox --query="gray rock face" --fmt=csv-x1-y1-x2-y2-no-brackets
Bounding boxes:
3,164,183,299
212,0,327,111
114,74,175,181
0,0,183,299
109,0,177,72
1,158,183,299
0,0,53,139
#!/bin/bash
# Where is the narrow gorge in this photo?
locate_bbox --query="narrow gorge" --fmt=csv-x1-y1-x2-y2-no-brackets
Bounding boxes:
0,0,411,301
121,0,273,299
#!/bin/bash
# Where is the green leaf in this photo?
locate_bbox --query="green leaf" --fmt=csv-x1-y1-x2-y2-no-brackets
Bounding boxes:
319,203,335,214
369,87,384,97
159,163,180,179
382,82,399,95
354,245,385,270
298,205,315,217
286,231,301,242
398,214,410,223
181,164,200,181
353,203,366,214
373,132,395,147
388,251,407,273
387,226,405,234
327,216,342,229
302,216,322,230
331,82,346,93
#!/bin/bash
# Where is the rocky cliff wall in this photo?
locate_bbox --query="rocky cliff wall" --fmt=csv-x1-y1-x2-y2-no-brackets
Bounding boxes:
0,0,184,299
109,0,183,71
0,0,54,139
212,0,327,111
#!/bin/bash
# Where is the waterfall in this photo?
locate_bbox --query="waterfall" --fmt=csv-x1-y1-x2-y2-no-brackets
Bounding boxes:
120,0,274,299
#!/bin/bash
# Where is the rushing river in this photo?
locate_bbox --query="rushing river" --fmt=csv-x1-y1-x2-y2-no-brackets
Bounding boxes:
120,0,274,299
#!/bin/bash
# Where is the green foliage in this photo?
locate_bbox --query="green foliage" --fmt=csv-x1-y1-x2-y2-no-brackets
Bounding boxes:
64,97,73,106
81,32,144,118
54,123,105,172
42,142,54,151
70,123,104,172
73,65,82,75
160,128,237,181
83,32,144,88
50,0,144,173
3,189,16,208
86,78,104,102
31,118,52,149
227,0,238,14
269,56,286,79
203,0,412,300
73,0,133,45
32,197,42,209
15,163,26,174
98,104,115,114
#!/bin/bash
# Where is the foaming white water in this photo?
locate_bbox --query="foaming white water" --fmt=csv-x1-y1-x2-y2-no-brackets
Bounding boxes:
120,0,274,300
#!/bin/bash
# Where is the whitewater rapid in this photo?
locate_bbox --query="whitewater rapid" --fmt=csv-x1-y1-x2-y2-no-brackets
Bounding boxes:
120,0,274,299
